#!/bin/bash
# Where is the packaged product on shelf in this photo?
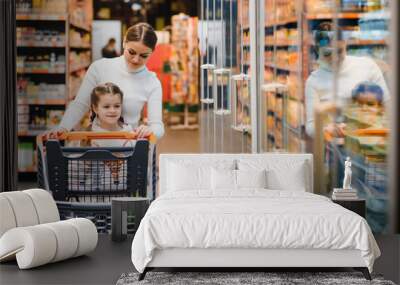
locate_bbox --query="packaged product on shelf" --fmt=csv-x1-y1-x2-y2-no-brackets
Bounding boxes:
18,142,34,171
17,0,67,14
30,105,47,130
46,110,65,128
306,0,335,14
17,104,29,115
17,26,66,46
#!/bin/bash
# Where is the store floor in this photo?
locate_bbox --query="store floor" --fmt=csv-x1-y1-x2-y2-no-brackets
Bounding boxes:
156,126,200,155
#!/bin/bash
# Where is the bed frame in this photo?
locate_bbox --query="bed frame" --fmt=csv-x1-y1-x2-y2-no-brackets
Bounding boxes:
138,154,372,281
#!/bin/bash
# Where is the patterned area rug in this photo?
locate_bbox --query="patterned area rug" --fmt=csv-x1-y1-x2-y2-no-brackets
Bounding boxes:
116,271,395,285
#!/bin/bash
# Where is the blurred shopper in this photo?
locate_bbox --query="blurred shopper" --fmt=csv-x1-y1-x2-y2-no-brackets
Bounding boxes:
101,38,119,58
305,22,389,138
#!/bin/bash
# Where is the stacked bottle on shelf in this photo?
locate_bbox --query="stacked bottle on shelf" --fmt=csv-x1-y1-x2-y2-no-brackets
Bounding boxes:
17,53,66,74
16,27,66,47
16,0,67,14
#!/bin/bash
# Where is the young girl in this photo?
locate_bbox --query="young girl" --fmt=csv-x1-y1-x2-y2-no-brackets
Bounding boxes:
88,82,135,147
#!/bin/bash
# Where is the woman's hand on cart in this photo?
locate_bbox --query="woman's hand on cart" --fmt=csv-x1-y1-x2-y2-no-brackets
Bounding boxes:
134,125,152,139
42,126,68,141
324,123,346,138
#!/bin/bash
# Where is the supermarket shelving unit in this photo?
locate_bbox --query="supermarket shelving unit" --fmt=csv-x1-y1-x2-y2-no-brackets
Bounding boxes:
169,13,199,130
261,0,389,155
16,0,92,179
68,0,93,129
261,0,305,153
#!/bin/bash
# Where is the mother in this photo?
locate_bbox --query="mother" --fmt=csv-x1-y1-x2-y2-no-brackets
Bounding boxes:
54,23,164,139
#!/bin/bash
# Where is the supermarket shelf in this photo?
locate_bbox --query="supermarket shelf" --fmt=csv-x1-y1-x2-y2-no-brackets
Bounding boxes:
265,16,298,27
70,62,91,73
70,21,91,33
17,69,66,74
308,39,387,46
285,124,302,136
264,63,299,73
18,130,47,137
17,43,66,48
18,98,66,105
265,41,298,47
346,39,387,46
307,12,363,20
70,45,91,49
16,13,67,21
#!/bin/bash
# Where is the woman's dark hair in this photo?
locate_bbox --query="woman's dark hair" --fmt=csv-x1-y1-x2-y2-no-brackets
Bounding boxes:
125,22,158,50
90,82,124,123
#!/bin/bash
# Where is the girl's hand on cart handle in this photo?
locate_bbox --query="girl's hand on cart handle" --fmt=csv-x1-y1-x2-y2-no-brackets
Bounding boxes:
134,125,152,139
43,126,68,140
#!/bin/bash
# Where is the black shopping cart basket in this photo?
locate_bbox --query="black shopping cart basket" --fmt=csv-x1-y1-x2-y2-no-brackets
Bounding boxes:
37,131,156,233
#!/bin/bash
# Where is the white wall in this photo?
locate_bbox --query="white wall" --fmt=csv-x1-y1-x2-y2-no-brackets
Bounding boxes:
92,20,122,61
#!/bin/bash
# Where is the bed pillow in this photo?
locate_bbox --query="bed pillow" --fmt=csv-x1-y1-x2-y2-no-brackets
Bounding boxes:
236,169,267,189
211,168,236,190
265,166,306,191
237,159,309,191
167,162,211,191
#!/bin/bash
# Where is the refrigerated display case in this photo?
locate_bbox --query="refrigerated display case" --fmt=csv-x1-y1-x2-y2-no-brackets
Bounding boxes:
200,0,253,153
200,0,392,233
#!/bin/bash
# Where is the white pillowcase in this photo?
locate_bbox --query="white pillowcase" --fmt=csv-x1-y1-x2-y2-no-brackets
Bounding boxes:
167,162,211,191
167,159,236,192
236,169,267,189
211,168,236,190
237,159,309,191
211,169,267,190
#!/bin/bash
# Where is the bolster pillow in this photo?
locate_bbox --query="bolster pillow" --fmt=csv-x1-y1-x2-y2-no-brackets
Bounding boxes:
0,218,98,269
0,189,60,238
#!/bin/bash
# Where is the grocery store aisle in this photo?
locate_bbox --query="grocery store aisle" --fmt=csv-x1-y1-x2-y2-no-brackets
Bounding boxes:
157,126,200,154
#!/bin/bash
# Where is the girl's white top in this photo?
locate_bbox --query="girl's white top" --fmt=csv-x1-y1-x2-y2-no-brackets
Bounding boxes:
60,56,164,139
90,117,135,148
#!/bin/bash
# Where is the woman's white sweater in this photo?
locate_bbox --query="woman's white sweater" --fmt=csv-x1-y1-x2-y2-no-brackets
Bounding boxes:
60,56,164,138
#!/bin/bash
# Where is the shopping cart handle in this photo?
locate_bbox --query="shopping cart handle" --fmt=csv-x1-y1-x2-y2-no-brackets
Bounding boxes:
38,131,156,145
347,128,389,137
324,128,389,142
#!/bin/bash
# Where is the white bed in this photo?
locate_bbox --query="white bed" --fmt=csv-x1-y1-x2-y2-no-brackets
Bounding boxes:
131,154,380,280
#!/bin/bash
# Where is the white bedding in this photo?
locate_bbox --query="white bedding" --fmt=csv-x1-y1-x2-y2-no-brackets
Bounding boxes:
131,190,380,273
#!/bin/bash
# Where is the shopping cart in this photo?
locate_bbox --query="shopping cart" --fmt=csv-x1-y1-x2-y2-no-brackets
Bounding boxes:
37,131,156,233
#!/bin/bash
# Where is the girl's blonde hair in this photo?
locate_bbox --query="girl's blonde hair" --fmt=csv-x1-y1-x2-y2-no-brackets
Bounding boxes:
90,82,124,123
